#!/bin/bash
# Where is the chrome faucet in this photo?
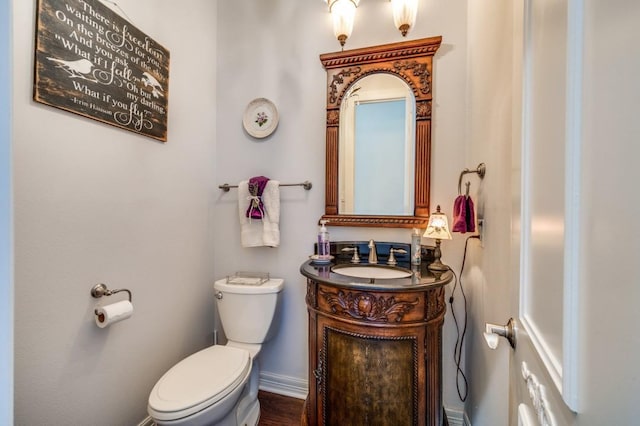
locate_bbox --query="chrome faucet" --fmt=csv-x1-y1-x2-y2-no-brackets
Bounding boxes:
368,239,378,264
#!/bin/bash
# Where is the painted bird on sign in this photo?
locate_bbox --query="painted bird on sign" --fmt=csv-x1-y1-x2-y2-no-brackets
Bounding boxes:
142,72,164,98
47,57,95,80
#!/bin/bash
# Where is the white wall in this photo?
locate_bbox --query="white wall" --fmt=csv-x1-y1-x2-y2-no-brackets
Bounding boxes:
214,0,471,413
12,1,217,424
463,1,515,424
1,0,13,424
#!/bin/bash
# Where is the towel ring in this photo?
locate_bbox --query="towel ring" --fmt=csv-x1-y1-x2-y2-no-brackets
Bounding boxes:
458,163,486,195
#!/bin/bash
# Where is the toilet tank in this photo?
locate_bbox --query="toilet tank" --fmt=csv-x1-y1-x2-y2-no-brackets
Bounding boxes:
213,278,284,344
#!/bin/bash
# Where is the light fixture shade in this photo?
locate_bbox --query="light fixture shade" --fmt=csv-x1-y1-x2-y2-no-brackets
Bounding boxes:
423,207,452,240
328,0,358,46
390,0,418,36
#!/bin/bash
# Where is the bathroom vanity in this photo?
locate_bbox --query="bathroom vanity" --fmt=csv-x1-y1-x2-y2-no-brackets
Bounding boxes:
300,243,452,426
307,35,448,425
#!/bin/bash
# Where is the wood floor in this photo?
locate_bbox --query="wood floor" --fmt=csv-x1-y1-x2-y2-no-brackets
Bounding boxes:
258,391,305,426
258,390,450,426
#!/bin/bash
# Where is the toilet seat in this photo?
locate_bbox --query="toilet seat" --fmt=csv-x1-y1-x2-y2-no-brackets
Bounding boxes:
148,345,251,422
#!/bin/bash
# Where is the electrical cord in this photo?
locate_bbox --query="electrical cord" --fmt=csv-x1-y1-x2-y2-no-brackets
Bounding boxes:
448,234,480,402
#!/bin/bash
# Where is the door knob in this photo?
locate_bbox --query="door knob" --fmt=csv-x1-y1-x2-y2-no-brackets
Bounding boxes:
484,318,516,349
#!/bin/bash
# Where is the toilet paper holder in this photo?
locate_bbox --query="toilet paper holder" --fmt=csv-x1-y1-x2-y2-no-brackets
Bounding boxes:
484,318,516,349
91,283,134,328
91,283,132,304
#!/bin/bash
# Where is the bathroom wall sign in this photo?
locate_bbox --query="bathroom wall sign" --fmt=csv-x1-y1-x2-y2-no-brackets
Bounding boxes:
34,0,170,142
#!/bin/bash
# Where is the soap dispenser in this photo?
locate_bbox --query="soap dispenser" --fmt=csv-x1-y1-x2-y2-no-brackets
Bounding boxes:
318,220,330,259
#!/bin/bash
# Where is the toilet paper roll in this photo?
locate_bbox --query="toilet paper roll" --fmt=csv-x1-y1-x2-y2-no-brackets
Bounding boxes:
483,332,499,350
95,300,133,328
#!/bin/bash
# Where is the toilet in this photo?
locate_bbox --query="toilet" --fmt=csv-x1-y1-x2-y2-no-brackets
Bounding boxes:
147,277,284,426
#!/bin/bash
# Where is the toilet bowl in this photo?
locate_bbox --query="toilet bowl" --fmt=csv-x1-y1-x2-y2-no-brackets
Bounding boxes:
147,277,283,426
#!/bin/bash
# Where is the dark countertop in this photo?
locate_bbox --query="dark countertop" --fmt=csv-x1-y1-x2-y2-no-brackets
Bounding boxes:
300,258,453,292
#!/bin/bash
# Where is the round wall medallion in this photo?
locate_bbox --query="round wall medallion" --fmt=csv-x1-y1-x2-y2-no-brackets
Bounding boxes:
243,98,279,138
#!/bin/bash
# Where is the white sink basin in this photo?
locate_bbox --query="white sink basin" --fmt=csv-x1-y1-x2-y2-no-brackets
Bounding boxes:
331,265,412,280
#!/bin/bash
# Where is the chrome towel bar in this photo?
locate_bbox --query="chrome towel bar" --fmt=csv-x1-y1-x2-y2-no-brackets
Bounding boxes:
218,180,312,192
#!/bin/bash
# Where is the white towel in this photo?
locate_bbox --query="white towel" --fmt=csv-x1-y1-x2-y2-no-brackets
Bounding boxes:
238,180,280,247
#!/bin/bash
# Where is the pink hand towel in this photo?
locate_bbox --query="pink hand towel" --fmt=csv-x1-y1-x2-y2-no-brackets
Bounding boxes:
246,176,270,219
465,196,476,233
452,195,468,233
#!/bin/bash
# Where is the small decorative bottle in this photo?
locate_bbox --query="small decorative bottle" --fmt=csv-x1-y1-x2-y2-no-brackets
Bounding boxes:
411,228,422,265
318,220,330,259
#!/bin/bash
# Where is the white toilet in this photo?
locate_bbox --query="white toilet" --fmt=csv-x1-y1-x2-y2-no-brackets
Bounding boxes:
147,277,284,426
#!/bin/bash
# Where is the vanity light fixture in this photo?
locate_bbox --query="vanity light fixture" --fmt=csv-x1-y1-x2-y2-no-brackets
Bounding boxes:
390,0,418,36
325,0,359,48
324,0,418,47
423,205,453,272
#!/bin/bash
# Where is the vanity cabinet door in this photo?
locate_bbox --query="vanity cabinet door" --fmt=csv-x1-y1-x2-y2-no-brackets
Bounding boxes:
317,318,423,426
304,277,447,426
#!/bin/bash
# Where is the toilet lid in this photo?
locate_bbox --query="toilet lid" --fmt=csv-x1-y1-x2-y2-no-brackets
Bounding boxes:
148,345,251,420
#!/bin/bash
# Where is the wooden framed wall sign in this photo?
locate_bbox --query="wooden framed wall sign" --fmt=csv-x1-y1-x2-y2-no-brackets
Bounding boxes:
34,0,170,142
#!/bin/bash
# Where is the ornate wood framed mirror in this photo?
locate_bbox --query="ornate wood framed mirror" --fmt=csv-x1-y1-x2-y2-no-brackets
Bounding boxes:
320,36,442,228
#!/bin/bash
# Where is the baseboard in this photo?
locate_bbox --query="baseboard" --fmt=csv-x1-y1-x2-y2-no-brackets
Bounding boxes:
259,371,308,400
445,406,468,426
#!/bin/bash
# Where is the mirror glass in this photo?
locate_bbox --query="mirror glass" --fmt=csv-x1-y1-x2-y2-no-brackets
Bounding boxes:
338,74,415,215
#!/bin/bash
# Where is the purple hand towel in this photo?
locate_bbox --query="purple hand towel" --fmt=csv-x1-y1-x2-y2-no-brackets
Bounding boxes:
465,196,476,233
452,195,468,233
246,176,270,219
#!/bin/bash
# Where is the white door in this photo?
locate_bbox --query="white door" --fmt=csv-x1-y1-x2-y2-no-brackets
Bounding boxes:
509,0,582,426
480,0,639,424
503,0,582,424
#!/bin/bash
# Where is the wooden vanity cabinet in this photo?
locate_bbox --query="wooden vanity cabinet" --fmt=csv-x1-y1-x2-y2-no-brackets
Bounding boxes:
304,278,448,426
